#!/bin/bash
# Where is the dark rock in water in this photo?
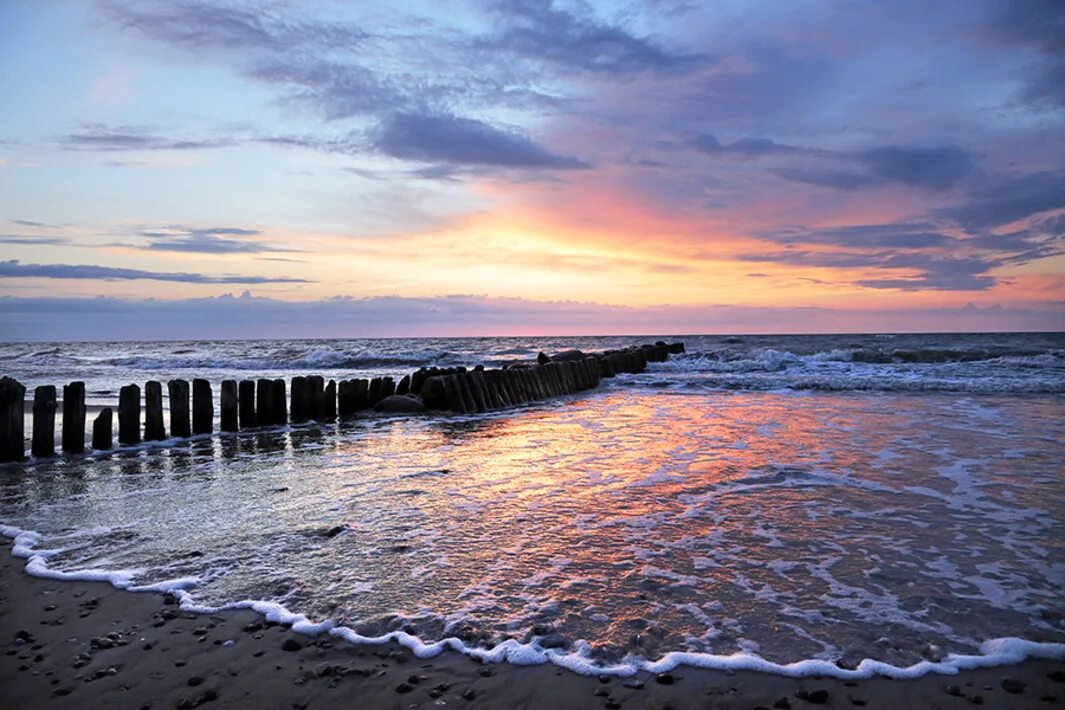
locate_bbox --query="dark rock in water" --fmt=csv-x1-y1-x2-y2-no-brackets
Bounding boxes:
772,697,790,709
539,634,568,649
395,682,414,694
655,672,675,685
462,689,476,700
967,694,984,705
946,685,963,696
1001,678,1026,694
187,676,204,687
373,394,427,413
324,525,346,538
551,349,586,362
537,351,550,365
1049,670,1065,682
796,689,829,703
622,679,644,689
281,639,302,652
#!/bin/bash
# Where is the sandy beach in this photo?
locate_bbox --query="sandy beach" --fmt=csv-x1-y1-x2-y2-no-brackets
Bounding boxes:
3,549,1062,709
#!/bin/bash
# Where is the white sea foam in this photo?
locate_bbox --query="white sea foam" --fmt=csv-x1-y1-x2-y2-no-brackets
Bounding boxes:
4,522,1064,681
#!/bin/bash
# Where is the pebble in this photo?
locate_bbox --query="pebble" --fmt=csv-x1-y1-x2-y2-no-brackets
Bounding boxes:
395,682,413,694
655,672,675,685
1001,678,1026,694
281,639,302,652
187,676,205,687
622,679,644,690
946,685,963,697
796,689,830,704
462,689,477,700
773,698,791,709
1049,671,1065,683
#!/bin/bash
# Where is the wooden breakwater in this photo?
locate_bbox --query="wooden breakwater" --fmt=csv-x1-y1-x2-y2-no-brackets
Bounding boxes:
0,341,685,463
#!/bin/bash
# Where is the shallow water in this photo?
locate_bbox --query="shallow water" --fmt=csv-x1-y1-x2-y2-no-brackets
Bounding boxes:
2,345,1064,674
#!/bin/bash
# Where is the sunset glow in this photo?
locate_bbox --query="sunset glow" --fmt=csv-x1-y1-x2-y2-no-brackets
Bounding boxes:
1,0,1062,338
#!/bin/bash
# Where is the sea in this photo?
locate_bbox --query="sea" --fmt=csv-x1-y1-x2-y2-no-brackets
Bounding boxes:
1,332,1063,678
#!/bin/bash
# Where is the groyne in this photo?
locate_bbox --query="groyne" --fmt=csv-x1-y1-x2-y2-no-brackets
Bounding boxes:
0,341,684,463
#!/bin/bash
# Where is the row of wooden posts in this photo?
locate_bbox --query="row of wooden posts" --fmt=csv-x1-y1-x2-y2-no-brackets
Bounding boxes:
0,342,685,463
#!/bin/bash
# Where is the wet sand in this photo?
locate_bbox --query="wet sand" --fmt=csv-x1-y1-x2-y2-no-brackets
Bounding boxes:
2,550,1062,709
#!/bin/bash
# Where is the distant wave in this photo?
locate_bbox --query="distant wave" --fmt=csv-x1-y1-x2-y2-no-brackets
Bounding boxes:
103,349,465,371
645,348,1065,394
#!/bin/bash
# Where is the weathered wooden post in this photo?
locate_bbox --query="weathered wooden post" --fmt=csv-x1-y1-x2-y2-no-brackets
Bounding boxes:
0,377,25,463
256,379,274,426
396,375,410,396
272,379,286,425
62,381,86,454
220,380,239,432
366,378,382,408
337,380,355,419
441,375,466,412
306,376,325,421
238,380,256,429
351,379,370,411
144,381,166,441
290,376,306,423
92,408,112,450
32,385,57,458
192,379,213,435
168,380,191,438
118,384,141,445
324,380,337,422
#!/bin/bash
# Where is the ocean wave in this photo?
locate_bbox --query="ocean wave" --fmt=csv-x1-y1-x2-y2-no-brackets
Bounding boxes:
642,349,1065,393
102,349,465,372
3,522,1063,680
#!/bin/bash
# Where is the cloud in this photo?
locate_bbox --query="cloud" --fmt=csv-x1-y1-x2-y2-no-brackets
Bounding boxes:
758,223,955,249
941,170,1065,230
483,0,706,76
59,124,234,151
690,134,799,159
373,112,588,169
133,226,294,254
739,250,1000,291
990,0,1065,109
0,235,70,246
0,293,1059,341
100,0,370,52
856,145,974,190
10,219,55,228
773,168,883,191
0,260,309,284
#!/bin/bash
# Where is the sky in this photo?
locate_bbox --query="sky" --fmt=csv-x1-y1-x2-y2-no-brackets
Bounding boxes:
0,0,1063,339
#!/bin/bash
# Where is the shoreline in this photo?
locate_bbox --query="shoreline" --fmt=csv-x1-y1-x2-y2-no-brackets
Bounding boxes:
3,550,1062,709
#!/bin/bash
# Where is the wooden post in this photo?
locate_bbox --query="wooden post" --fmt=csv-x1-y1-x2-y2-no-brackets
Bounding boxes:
118,384,141,445
220,380,238,432
192,379,213,435
337,381,355,419
238,380,256,429
0,377,25,463
459,373,483,412
324,380,337,422
441,375,466,412
31,385,57,458
62,381,86,454
351,379,370,411
144,381,166,441
367,378,382,408
396,374,410,396
257,379,274,426
92,408,112,450
290,377,306,423
305,375,325,421
272,379,287,425
168,380,191,438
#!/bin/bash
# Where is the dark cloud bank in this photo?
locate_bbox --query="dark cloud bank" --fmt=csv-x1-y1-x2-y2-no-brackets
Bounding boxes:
0,293,1059,342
